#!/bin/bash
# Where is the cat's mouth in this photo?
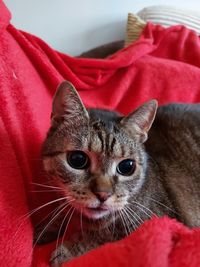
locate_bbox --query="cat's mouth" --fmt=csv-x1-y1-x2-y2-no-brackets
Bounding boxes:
81,205,111,220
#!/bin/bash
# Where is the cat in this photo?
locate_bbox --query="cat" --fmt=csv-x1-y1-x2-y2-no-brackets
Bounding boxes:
41,81,200,266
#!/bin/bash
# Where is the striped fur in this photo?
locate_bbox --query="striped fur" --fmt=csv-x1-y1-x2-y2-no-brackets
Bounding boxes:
40,82,200,266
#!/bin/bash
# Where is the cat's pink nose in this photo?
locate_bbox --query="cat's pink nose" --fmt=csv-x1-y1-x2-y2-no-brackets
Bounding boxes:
94,191,111,202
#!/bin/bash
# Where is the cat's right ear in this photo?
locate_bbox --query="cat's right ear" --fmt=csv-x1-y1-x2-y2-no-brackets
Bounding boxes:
51,81,89,123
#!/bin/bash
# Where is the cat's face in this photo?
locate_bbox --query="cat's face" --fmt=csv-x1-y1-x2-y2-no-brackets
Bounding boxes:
42,81,157,224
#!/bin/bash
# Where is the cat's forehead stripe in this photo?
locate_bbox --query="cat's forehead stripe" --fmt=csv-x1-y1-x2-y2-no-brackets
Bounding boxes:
88,127,127,157
110,137,116,152
97,131,104,151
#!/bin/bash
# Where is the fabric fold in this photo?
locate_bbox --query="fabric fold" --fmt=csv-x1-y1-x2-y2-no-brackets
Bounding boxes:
1,1,200,267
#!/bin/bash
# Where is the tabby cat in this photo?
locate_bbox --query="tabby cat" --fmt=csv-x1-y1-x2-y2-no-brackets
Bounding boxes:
41,81,200,266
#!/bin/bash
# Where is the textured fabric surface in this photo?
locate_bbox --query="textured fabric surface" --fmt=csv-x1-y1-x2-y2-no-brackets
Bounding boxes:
125,13,146,47
1,1,200,267
138,5,200,34
64,216,200,267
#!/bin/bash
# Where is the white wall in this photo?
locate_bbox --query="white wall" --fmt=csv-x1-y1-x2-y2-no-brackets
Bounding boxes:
4,0,200,56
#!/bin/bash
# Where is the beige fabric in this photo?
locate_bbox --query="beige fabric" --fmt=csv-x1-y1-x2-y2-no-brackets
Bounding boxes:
125,13,146,47
137,6,200,34
125,6,200,47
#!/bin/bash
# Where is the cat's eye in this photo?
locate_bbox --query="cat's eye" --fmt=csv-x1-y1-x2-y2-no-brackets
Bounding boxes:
117,159,136,176
67,151,90,170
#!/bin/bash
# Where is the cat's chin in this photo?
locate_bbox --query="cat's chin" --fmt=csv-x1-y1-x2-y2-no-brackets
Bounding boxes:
73,207,113,230
81,211,113,230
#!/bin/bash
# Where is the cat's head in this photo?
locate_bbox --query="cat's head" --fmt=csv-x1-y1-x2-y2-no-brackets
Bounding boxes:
42,81,157,224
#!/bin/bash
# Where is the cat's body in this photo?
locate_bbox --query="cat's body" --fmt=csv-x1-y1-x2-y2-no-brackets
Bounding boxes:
146,103,200,226
40,81,200,266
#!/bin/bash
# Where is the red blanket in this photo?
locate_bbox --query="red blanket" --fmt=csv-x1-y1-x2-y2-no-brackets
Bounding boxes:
1,1,200,266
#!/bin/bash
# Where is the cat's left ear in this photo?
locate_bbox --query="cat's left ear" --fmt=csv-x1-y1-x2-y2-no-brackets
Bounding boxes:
120,100,158,143
51,81,89,123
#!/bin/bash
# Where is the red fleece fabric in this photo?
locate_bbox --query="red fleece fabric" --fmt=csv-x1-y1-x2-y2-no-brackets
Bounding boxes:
1,1,200,266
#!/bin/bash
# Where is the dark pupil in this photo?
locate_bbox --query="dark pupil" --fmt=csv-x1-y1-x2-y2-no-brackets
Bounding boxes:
117,159,135,176
67,151,89,169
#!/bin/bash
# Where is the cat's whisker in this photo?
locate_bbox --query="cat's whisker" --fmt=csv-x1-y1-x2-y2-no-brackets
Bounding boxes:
33,202,73,252
121,209,132,235
33,202,69,246
60,207,75,249
118,210,129,236
125,206,144,224
136,206,154,220
14,196,70,241
34,203,64,230
106,213,115,237
118,211,125,235
31,182,63,190
122,208,137,232
130,200,157,218
146,196,179,215
111,210,116,238
124,207,140,229
20,196,70,221
30,189,63,193
55,205,75,253
34,200,72,230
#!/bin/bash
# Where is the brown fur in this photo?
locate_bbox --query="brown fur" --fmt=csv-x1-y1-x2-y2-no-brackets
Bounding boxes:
39,81,200,266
